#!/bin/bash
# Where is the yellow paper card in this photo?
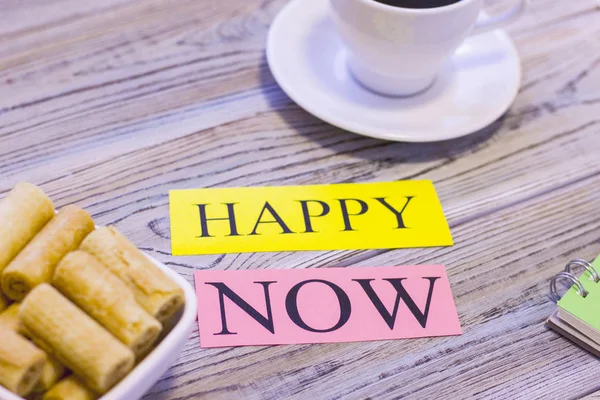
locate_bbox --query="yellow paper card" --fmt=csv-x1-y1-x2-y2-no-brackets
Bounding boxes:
169,181,453,255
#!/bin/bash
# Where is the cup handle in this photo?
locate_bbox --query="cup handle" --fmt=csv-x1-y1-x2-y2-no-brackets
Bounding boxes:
471,0,526,35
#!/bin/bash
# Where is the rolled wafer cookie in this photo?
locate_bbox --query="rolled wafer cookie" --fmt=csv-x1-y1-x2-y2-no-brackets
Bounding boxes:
2,205,95,301
42,375,97,400
34,355,66,392
0,292,8,312
53,251,162,358
0,303,65,390
0,183,54,273
20,284,135,394
0,326,46,397
80,226,184,322
0,303,26,334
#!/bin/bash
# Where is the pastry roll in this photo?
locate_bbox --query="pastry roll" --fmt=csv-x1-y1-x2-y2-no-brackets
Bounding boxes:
0,303,64,390
42,375,97,400
53,251,162,358
0,303,26,334
0,183,54,273
0,292,8,312
20,284,135,394
0,326,46,396
35,355,66,392
2,205,95,301
80,226,184,322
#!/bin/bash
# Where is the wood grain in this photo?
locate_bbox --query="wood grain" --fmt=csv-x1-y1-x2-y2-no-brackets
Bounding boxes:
1,0,599,398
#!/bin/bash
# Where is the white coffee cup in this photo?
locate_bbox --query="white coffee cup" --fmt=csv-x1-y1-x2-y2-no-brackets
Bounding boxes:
330,0,525,96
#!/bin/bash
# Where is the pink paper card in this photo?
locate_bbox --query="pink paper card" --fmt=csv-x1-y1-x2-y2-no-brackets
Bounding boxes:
194,265,461,348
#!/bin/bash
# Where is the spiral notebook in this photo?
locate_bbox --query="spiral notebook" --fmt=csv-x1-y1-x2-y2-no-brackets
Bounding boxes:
547,255,600,356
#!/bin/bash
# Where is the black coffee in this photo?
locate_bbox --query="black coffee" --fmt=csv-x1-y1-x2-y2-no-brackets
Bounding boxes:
374,0,461,9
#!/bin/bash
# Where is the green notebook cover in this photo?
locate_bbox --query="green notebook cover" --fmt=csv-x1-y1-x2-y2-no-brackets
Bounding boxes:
558,256,600,330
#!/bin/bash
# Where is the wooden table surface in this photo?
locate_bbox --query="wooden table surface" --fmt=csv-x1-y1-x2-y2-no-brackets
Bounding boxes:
1,0,599,399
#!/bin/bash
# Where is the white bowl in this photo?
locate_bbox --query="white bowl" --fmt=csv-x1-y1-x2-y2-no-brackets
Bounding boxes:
0,253,198,400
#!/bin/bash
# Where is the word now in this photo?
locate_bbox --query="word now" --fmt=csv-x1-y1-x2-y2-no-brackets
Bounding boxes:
195,265,461,347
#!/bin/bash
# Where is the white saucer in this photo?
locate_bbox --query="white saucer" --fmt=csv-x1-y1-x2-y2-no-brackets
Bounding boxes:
266,0,522,142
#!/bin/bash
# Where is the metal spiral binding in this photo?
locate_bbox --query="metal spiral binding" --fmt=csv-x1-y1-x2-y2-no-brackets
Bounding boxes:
564,259,600,283
550,271,588,303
